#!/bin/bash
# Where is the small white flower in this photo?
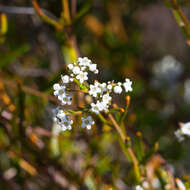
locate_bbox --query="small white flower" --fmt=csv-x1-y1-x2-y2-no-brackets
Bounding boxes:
90,101,105,114
76,71,88,83
89,64,97,72
142,181,149,189
89,82,101,97
52,107,61,123
107,84,112,90
175,121,190,142
60,94,72,105
100,101,109,111
94,69,99,74
61,115,73,131
99,83,107,93
90,102,100,114
55,109,73,131
102,94,112,104
53,83,66,97
152,178,161,189
81,66,87,71
72,66,81,74
67,63,74,70
113,85,122,94
175,130,185,142
56,109,66,121
181,122,190,136
78,57,91,67
123,78,133,92
81,116,95,129
61,75,70,83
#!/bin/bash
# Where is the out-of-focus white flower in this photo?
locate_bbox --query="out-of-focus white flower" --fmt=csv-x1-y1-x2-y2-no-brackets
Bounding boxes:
174,122,190,142
181,122,190,136
78,57,91,67
76,71,88,83
113,85,122,94
152,178,161,189
107,84,112,90
135,185,144,190
81,116,95,129
53,83,66,98
89,82,101,97
176,178,186,190
89,64,97,72
153,55,183,78
152,55,183,89
142,181,149,189
3,168,17,180
61,75,70,83
68,63,74,70
174,130,185,142
72,66,81,74
123,78,133,92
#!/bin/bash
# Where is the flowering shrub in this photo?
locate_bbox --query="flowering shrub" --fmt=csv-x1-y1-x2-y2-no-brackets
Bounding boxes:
51,57,190,189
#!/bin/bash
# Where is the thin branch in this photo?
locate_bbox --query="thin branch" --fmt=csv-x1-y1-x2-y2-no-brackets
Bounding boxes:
0,78,58,103
170,0,190,32
32,0,63,30
108,113,140,182
62,0,71,24
0,5,58,21
71,0,77,17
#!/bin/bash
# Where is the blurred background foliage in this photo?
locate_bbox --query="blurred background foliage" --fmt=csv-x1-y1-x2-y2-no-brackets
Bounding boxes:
0,0,190,189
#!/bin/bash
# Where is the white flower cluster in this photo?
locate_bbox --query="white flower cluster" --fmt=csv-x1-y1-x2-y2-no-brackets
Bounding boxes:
89,79,132,114
52,56,133,131
52,57,99,131
175,122,190,142
52,107,95,131
81,116,95,130
67,57,98,83
53,107,73,131
53,80,72,105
